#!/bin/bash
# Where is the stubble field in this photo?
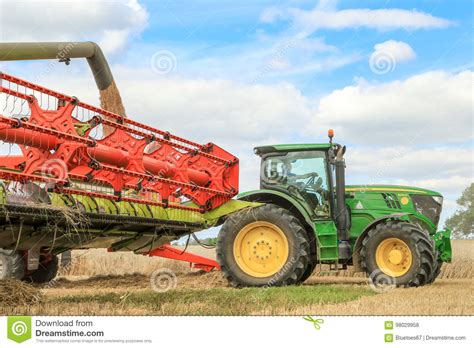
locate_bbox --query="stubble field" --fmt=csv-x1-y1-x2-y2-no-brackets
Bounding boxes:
1,240,472,316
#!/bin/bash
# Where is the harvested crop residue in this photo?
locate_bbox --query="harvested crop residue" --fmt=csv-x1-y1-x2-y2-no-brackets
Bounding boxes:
177,271,228,289
0,279,42,306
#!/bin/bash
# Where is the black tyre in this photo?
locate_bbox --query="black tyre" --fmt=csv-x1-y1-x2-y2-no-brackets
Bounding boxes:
427,251,443,284
0,249,25,280
361,221,436,287
298,254,318,284
25,255,59,283
217,204,310,287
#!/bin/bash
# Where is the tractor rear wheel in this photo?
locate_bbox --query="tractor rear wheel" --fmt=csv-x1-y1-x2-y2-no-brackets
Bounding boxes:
298,254,318,284
217,204,310,287
360,221,436,287
0,249,25,280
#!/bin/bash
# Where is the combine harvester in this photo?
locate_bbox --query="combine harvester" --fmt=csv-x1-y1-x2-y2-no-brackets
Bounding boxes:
0,42,451,287
0,42,249,283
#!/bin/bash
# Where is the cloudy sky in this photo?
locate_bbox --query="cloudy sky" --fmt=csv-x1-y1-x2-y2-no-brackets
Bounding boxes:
0,0,472,227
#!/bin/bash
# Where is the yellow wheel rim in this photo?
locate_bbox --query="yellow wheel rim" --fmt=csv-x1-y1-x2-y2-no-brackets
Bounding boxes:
233,221,289,278
375,238,413,277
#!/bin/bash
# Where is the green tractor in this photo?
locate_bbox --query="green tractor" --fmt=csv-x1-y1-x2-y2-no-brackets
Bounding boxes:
216,131,452,288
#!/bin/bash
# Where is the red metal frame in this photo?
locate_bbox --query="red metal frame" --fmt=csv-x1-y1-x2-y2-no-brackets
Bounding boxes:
142,244,220,272
0,72,239,211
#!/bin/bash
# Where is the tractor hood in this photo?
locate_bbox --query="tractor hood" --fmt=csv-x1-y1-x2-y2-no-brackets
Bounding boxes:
345,184,444,230
345,184,442,196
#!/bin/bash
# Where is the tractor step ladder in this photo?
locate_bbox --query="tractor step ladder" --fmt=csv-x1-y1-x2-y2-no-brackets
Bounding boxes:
315,221,339,262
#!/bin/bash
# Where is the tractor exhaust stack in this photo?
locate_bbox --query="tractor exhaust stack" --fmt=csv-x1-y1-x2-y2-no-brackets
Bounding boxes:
333,139,351,260
335,145,348,240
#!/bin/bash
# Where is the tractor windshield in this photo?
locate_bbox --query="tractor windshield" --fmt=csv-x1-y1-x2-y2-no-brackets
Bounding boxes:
261,151,331,218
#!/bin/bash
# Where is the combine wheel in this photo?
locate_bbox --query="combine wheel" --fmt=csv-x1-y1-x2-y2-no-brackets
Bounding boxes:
361,221,436,287
0,249,25,280
217,204,309,287
24,254,59,284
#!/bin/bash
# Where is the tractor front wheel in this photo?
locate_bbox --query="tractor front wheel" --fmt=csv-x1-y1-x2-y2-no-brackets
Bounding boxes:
361,221,436,287
217,204,310,287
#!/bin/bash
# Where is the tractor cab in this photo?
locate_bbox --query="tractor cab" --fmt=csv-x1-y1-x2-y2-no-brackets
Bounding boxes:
254,132,352,257
255,144,334,220
254,129,349,240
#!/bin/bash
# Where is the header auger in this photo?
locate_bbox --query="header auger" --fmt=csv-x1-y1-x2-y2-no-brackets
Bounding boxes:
0,72,238,212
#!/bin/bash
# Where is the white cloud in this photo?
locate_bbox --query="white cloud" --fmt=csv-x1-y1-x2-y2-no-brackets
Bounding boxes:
153,35,347,82
20,63,314,148
261,5,453,32
346,146,473,202
309,70,473,145
348,147,473,182
260,7,285,24
395,177,472,196
99,30,130,55
0,0,149,54
115,72,314,148
371,40,416,63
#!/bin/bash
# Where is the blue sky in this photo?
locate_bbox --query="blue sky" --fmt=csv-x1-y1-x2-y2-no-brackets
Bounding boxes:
139,0,471,91
140,2,469,74
0,0,472,230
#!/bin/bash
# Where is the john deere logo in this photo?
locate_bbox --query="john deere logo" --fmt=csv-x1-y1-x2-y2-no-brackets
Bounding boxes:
7,316,32,343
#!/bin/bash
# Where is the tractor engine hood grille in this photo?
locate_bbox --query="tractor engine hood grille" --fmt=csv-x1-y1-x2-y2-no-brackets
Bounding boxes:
381,193,401,209
410,194,442,226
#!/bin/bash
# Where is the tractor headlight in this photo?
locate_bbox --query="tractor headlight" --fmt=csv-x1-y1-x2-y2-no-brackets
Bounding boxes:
410,195,443,226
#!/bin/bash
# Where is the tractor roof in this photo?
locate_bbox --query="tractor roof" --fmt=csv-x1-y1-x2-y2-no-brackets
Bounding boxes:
254,143,335,156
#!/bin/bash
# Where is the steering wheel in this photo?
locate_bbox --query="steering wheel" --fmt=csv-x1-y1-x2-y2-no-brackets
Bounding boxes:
304,172,319,190
312,177,323,191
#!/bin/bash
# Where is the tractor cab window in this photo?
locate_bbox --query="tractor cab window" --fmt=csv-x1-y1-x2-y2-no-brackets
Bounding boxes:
262,151,330,219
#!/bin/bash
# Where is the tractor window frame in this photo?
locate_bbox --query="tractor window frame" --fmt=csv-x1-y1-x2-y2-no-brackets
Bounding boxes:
260,150,334,220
